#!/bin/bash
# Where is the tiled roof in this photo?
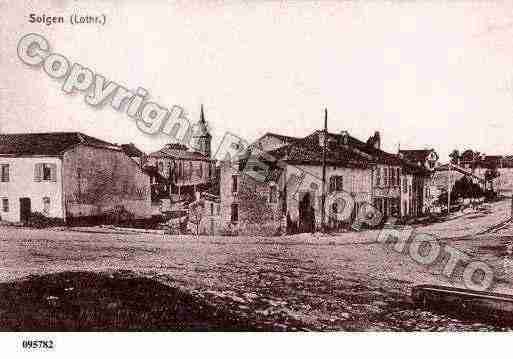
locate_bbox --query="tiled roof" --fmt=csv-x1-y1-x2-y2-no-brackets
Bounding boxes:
260,132,300,143
399,149,435,162
434,163,485,182
247,130,430,175
265,132,370,168
0,132,119,156
149,145,211,161
121,143,145,157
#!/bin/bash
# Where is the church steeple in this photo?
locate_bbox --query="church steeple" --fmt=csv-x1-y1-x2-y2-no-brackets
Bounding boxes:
193,104,211,158
200,104,206,124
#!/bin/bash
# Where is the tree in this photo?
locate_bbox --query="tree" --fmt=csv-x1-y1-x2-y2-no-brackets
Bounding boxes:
449,149,460,165
452,176,484,200
437,176,484,207
188,199,205,236
484,166,500,193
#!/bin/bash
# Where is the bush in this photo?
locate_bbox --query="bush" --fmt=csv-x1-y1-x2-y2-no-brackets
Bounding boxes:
103,206,135,226
27,212,65,228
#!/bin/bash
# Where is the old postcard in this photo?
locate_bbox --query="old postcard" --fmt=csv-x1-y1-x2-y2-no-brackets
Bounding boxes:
0,0,512,357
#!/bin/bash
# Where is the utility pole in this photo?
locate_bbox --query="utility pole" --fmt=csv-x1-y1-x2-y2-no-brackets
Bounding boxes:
447,163,452,215
321,108,328,233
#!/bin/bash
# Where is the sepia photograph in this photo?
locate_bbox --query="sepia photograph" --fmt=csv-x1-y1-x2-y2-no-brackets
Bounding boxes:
1,0,513,356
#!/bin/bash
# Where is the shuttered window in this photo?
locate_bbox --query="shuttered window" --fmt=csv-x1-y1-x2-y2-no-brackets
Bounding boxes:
232,175,238,193
2,198,8,212
34,163,57,182
329,176,343,192
0,164,9,182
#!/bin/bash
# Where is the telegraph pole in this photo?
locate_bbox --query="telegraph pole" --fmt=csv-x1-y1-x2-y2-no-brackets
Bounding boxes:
448,163,452,215
321,108,328,233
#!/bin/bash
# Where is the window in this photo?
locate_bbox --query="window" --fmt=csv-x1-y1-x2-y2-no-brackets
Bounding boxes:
231,203,239,222
157,161,163,173
403,178,408,193
391,167,395,186
43,197,50,216
189,161,193,179
0,164,9,182
210,203,214,216
232,175,238,193
329,176,343,192
34,163,56,182
2,198,8,212
198,162,203,178
376,168,381,186
42,164,52,180
383,168,388,186
269,185,278,203
397,168,401,186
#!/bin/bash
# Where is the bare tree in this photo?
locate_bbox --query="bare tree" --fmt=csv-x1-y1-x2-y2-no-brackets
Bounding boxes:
188,200,205,236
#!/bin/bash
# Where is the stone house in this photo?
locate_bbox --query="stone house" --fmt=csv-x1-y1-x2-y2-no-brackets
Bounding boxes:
0,132,151,223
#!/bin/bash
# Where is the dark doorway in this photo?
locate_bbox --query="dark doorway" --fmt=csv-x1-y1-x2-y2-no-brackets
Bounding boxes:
299,192,314,233
19,197,31,223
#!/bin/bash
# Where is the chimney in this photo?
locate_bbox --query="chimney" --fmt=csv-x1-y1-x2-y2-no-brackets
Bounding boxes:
340,130,349,145
373,131,380,150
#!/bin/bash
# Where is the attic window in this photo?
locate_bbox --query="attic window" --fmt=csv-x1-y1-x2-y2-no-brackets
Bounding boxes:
340,131,349,145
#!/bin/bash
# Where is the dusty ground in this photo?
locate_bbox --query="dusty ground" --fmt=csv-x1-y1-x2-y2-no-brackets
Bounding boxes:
0,199,512,331
0,271,259,331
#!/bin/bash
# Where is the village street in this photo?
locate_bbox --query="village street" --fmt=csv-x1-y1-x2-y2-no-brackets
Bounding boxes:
0,199,512,331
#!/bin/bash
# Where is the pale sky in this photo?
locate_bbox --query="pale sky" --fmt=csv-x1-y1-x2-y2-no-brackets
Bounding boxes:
3,0,513,162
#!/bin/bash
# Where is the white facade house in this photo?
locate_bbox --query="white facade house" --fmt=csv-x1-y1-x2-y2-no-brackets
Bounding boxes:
0,132,151,223
0,156,64,222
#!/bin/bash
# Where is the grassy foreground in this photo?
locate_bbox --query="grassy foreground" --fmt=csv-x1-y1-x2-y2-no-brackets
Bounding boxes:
0,271,260,331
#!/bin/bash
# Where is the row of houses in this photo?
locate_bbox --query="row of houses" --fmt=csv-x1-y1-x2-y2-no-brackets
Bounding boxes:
0,110,439,234
219,130,436,235
0,107,216,225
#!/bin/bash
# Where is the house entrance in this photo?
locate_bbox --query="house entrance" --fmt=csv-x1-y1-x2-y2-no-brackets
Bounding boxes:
19,197,31,223
299,192,315,233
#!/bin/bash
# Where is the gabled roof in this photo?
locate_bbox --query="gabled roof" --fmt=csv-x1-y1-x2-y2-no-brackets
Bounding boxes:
434,163,485,182
0,132,120,156
245,130,430,176
121,143,145,157
258,132,300,143
302,130,406,166
149,144,212,161
265,131,370,168
399,149,436,162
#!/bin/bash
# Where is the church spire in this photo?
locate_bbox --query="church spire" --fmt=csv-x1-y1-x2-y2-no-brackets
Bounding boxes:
200,103,206,124
193,104,211,158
